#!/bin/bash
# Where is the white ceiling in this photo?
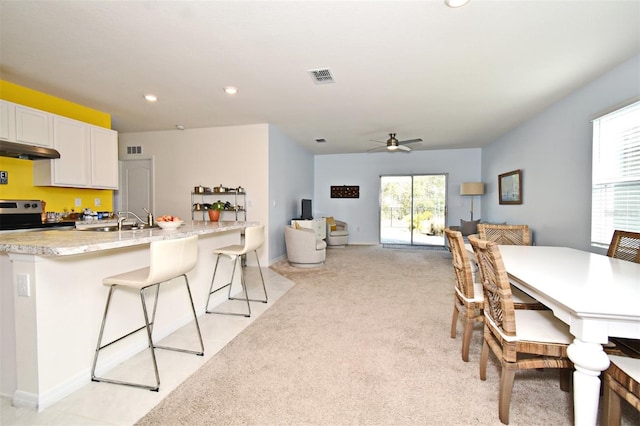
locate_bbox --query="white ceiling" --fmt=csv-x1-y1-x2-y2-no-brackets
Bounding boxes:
1,1,639,155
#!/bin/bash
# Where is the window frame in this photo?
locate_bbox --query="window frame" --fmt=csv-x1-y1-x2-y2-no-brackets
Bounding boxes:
591,99,640,249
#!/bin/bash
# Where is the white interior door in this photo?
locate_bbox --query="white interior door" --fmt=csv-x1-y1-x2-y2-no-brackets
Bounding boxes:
116,159,154,220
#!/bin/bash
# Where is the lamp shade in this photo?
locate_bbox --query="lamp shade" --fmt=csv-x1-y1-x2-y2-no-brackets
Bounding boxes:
460,182,484,196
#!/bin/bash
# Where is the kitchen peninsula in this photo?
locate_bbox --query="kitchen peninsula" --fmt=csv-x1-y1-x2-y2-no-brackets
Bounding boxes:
0,220,257,411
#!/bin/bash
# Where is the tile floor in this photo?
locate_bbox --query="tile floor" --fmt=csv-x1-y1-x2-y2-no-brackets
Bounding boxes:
1,267,295,426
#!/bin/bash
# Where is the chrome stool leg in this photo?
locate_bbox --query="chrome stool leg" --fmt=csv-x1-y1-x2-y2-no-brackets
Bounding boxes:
92,277,204,391
91,284,161,391
229,249,268,304
206,254,251,317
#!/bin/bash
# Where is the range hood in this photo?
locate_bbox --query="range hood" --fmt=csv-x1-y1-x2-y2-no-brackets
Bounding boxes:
0,140,61,160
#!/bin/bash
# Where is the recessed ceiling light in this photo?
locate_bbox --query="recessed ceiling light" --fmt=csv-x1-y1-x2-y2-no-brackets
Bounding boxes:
445,0,470,7
144,94,158,102
176,124,185,130
223,87,238,95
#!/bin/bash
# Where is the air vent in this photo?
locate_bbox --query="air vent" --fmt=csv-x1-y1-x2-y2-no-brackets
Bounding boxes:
308,68,335,84
315,138,327,143
126,146,143,155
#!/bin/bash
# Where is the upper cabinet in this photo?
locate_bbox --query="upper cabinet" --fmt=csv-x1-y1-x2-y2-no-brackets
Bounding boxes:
0,101,13,140
10,103,121,189
16,104,53,147
2,100,118,189
90,126,118,188
49,115,91,186
0,100,53,147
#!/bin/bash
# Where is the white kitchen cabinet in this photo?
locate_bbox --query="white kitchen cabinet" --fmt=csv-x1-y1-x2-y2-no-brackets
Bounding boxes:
53,116,90,186
33,116,118,189
0,100,15,140
90,126,118,188
15,104,53,147
0,100,53,146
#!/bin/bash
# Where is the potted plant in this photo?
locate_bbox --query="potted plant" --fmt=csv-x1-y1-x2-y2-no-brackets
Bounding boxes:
208,200,225,222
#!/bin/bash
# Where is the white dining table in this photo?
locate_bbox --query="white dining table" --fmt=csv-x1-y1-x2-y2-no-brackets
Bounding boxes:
471,245,640,426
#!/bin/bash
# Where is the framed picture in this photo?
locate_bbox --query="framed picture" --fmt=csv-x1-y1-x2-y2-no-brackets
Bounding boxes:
498,169,522,205
331,185,359,198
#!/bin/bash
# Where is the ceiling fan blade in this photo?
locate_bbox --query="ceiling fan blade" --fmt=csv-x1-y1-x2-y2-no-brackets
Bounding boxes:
367,146,387,153
369,139,385,144
396,145,412,152
398,138,423,145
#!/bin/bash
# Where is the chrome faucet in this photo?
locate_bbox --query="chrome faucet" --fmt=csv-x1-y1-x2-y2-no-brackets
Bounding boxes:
116,211,145,230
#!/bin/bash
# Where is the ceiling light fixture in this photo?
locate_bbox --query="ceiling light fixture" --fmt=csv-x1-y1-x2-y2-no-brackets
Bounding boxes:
144,94,158,102
445,0,470,8
176,124,185,130
223,86,238,95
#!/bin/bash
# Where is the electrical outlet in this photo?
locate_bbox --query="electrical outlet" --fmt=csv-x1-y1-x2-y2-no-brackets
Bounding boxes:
17,274,30,297
95,198,101,207
75,198,82,207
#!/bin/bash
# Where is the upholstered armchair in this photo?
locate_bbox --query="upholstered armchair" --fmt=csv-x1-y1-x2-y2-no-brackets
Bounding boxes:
284,225,326,267
325,217,349,247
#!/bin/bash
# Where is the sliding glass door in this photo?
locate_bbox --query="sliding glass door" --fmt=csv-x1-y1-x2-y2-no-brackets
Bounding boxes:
380,174,447,246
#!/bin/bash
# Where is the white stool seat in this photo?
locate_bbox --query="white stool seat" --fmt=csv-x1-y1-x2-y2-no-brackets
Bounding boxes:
213,244,245,255
206,225,268,317
91,235,204,391
103,267,155,288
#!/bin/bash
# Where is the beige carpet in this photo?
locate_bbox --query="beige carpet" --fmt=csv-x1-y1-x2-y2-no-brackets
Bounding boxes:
136,245,636,425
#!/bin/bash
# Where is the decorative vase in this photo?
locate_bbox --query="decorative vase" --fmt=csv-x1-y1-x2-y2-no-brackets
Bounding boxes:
208,209,221,222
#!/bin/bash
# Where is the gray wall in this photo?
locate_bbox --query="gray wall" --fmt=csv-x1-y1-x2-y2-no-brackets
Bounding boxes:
314,148,482,244
268,125,315,262
481,53,640,252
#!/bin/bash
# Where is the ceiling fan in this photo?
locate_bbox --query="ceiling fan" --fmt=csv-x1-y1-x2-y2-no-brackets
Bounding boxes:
368,133,423,153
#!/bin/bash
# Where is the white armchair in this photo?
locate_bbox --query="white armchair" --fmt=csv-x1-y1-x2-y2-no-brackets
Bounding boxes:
284,225,326,267
325,217,349,247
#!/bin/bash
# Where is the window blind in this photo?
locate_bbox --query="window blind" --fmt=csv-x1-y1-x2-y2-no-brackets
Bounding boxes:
591,100,640,247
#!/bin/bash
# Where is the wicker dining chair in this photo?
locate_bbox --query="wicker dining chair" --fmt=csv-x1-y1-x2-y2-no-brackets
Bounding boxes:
445,228,483,362
601,355,640,426
478,224,531,246
605,230,640,356
476,223,546,311
468,235,573,425
445,229,546,363
607,230,640,263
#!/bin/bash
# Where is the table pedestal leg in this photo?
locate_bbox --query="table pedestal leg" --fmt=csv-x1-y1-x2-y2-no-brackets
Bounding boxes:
566,339,610,426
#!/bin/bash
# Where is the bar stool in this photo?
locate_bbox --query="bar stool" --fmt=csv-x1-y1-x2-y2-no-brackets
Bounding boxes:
205,225,267,317
91,235,204,391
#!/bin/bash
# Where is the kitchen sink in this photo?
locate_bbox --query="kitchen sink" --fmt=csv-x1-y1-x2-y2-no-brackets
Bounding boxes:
78,224,159,232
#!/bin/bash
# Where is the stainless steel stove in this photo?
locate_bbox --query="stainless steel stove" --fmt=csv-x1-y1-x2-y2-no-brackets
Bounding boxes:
0,199,74,231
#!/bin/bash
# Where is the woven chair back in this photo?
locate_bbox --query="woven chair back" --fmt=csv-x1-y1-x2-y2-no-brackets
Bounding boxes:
478,224,531,245
468,235,516,338
607,230,640,263
444,229,475,299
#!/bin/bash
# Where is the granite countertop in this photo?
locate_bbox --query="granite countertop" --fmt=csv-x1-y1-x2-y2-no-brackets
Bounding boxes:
0,221,257,256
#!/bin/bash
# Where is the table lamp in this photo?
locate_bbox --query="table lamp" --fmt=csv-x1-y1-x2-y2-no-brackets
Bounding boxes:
460,182,484,220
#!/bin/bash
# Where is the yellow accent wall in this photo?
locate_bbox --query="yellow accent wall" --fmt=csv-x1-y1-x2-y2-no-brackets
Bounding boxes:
0,80,115,212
